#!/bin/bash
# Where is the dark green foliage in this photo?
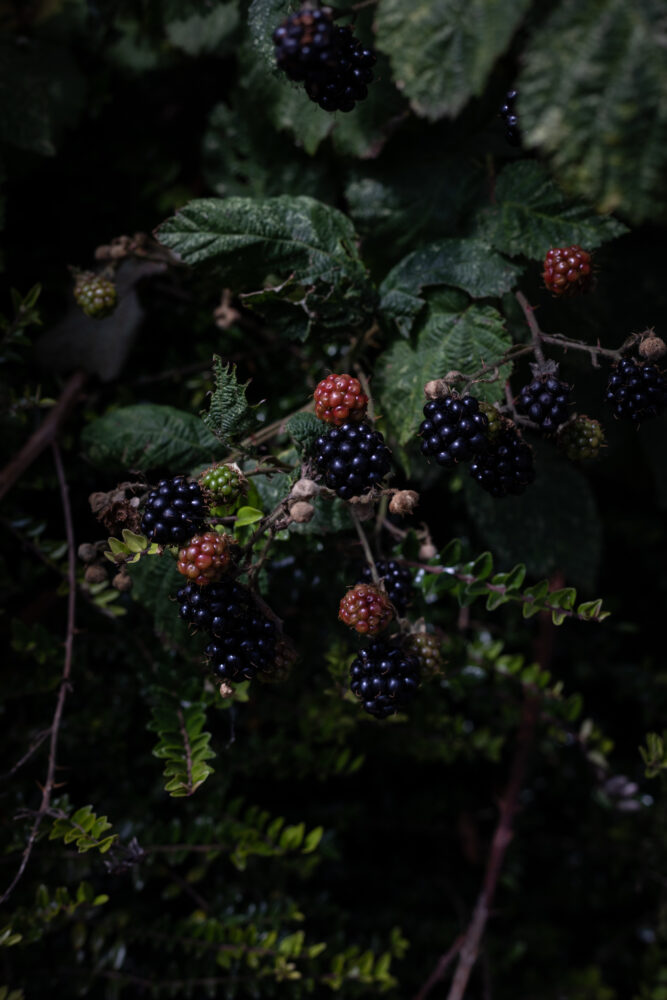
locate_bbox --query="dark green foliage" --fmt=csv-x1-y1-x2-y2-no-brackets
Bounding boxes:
201,357,261,449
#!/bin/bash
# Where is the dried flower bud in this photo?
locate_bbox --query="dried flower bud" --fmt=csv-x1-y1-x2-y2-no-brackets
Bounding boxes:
84,564,108,584
639,335,667,361
289,501,315,523
389,490,419,516
77,542,98,563
112,571,133,592
424,379,450,400
419,542,438,561
219,682,234,699
290,478,320,500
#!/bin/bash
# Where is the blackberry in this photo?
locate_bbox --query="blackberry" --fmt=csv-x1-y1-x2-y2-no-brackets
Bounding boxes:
358,560,413,616
199,463,245,507
176,532,233,586
419,394,489,469
542,246,593,297
557,415,605,460
273,7,337,82
74,273,117,319
339,583,394,636
605,358,667,423
313,421,392,500
499,89,520,146
178,579,250,634
349,642,420,719
469,426,535,498
304,25,376,113
314,372,368,426
141,476,207,545
406,633,444,678
516,373,571,432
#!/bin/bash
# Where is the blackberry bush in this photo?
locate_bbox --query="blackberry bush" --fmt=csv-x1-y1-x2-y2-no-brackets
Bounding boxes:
469,426,536,498
419,394,489,468
358,560,413,616
516,372,571,432
73,272,117,319
314,372,368,425
141,476,207,545
313,422,392,500
349,642,420,719
605,357,667,422
542,245,593,297
557,415,606,460
338,583,394,635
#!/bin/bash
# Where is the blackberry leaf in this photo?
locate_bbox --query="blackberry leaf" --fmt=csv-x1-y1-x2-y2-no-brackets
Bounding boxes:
202,357,261,448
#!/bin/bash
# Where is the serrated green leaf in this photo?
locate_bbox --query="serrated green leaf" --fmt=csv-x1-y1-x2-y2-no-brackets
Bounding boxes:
285,411,323,457
165,3,239,57
81,404,225,473
519,0,667,224
376,289,510,446
202,357,261,448
472,161,628,260
375,0,531,120
380,239,523,336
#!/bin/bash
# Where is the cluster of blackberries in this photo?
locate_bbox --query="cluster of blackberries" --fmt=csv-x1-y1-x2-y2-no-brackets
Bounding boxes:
141,476,207,546
499,89,520,146
605,359,667,423
313,422,392,500
469,427,536,498
419,395,489,468
350,642,420,719
358,560,413,616
516,374,571,433
178,580,276,683
273,7,376,112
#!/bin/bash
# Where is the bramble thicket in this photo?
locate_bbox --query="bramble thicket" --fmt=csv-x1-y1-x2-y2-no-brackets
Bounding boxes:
2,1,667,997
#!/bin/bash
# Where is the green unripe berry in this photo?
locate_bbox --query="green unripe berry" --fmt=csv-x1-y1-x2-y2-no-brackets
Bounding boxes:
74,273,118,319
557,415,605,461
199,463,246,507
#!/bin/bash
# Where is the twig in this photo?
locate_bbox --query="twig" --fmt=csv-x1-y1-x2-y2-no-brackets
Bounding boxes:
221,401,314,464
349,505,380,586
413,936,465,1000
0,728,52,782
0,369,87,501
0,443,77,905
515,292,546,365
515,291,623,369
354,365,375,423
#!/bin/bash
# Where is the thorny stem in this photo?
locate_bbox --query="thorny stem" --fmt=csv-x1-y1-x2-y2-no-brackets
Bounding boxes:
0,729,52,782
0,443,77,905
515,291,624,369
515,291,546,365
349,505,380,587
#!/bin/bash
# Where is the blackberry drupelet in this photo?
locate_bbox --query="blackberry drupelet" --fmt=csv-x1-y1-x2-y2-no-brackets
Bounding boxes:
313,421,392,500
419,394,489,469
542,245,593,297
272,7,336,82
304,25,376,112
358,560,413,616
338,583,394,636
349,642,420,719
469,426,535,498
314,372,368,425
141,476,206,545
516,374,571,432
605,358,667,423
557,415,605,460
499,89,520,146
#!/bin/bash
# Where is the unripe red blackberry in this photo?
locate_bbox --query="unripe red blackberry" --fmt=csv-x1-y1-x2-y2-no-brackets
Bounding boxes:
605,357,667,423
406,633,444,677
419,394,489,468
557,415,605,461
469,425,535,498
177,532,233,586
74,272,118,318
199,463,245,506
141,476,207,546
349,641,420,719
542,246,593,297
338,583,394,635
357,560,413,616
515,371,571,433
313,421,392,500
314,373,368,426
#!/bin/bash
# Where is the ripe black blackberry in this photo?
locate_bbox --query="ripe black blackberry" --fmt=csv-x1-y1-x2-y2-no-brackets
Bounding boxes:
141,476,207,545
499,89,520,146
349,642,420,719
516,372,571,432
605,358,667,423
358,560,413,616
304,25,376,113
178,579,249,633
419,394,489,469
469,426,535,498
272,7,336,83
313,421,392,500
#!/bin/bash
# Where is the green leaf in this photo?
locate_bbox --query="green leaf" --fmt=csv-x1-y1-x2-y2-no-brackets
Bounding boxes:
302,826,324,854
519,0,667,224
472,162,628,260
165,3,239,56
156,196,375,340
376,289,511,446
128,556,191,645
202,357,261,448
234,506,264,528
380,239,523,337
81,404,225,473
284,411,322,457
375,0,531,120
